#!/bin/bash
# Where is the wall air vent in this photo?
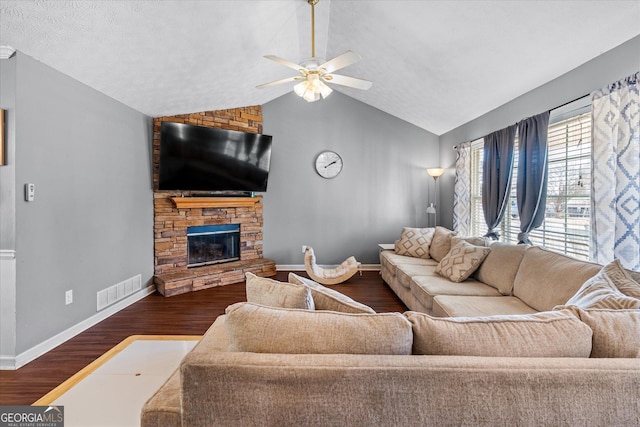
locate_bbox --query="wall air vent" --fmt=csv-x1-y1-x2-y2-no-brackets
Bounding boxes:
97,274,142,311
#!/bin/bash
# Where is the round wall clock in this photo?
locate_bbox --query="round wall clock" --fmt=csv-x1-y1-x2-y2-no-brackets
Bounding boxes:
315,150,343,179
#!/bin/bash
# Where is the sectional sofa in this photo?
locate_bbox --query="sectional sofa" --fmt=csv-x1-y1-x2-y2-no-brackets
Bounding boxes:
380,226,640,317
141,257,640,426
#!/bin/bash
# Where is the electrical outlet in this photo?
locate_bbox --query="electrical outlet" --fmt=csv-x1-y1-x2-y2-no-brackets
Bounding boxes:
65,290,73,305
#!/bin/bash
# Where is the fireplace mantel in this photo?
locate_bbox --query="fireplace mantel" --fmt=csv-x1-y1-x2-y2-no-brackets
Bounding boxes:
170,196,262,209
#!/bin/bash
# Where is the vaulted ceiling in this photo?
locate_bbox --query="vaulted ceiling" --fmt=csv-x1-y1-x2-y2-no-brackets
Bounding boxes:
1,0,639,135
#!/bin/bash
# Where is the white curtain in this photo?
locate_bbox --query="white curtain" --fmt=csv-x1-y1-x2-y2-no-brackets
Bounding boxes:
591,71,640,270
453,141,472,236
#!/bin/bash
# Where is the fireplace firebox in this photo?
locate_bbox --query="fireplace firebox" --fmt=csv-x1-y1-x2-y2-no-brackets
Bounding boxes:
187,224,240,267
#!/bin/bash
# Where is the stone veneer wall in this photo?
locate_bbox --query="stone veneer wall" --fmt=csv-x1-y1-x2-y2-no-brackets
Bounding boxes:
153,106,265,275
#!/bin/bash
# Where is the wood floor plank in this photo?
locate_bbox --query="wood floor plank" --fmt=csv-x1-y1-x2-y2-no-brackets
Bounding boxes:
0,270,404,405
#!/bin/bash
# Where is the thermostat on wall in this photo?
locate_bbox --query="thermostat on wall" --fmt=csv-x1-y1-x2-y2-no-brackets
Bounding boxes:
24,183,35,202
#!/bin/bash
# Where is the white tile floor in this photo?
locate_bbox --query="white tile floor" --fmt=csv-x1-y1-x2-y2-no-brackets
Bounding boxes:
50,339,198,427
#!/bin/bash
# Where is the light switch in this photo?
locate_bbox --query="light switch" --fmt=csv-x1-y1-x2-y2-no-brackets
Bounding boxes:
25,183,35,202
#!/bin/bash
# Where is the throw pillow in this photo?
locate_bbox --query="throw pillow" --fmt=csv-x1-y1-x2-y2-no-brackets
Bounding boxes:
563,306,640,358
394,227,435,259
405,310,592,357
429,226,457,262
435,240,491,282
604,259,640,299
561,261,640,310
288,273,375,313
225,302,413,355
245,272,314,310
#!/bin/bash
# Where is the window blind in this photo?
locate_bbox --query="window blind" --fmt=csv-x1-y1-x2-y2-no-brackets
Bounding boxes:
468,111,592,260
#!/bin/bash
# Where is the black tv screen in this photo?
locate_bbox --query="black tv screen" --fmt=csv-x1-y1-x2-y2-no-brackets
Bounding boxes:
158,122,273,192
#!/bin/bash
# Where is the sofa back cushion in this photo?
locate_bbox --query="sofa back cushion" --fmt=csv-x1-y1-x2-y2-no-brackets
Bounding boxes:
429,226,457,262
512,247,601,311
288,273,375,313
225,302,413,355
564,307,640,358
474,243,528,295
405,310,592,357
245,273,315,310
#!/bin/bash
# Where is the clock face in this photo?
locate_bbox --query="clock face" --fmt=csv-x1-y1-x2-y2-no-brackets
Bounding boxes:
315,151,343,179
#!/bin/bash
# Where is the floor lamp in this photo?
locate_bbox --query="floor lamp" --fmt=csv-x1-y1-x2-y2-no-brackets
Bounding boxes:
427,168,444,227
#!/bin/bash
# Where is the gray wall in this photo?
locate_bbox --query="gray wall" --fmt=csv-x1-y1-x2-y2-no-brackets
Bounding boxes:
262,91,439,265
438,35,640,230
9,53,154,354
0,55,17,363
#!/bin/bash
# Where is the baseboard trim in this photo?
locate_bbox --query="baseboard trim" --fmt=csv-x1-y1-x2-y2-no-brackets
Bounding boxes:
276,264,381,272
0,356,16,370
5,284,156,370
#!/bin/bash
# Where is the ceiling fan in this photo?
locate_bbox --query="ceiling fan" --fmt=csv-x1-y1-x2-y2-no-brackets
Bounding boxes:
256,0,372,102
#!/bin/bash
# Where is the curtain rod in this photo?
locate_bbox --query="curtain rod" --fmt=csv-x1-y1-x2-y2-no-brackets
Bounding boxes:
453,93,590,150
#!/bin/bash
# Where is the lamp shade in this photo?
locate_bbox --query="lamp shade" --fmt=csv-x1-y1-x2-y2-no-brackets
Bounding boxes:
427,168,445,178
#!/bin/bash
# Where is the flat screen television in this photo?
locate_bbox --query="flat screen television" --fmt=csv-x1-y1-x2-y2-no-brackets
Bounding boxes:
158,122,273,193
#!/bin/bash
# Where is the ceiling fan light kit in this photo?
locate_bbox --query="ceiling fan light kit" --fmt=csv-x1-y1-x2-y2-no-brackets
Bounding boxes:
257,0,372,103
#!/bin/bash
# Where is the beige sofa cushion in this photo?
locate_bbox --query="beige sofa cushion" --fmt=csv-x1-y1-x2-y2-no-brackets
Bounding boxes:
564,307,640,358
455,236,492,247
245,273,314,310
512,247,601,312
405,310,592,357
394,227,435,259
396,263,438,289
432,295,537,317
288,273,375,314
435,239,491,282
474,242,528,295
225,302,413,355
429,226,457,262
380,250,435,276
561,261,640,309
410,276,502,311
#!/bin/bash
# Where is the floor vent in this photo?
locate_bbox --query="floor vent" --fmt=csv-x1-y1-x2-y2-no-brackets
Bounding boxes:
97,274,142,311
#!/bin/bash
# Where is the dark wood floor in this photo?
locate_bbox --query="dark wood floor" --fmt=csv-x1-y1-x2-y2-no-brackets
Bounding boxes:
0,270,405,406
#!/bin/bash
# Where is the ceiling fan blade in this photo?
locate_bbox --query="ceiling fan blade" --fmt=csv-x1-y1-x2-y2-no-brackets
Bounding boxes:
256,76,301,89
324,74,373,90
320,51,362,74
264,55,305,73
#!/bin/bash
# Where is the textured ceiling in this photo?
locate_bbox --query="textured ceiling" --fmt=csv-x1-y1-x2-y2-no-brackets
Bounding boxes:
1,0,639,135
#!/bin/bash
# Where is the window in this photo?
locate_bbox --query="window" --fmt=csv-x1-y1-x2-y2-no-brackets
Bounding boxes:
468,105,592,260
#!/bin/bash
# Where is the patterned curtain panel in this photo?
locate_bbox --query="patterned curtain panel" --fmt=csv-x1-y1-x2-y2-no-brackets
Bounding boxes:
516,111,551,244
591,71,640,270
482,125,516,240
453,141,472,236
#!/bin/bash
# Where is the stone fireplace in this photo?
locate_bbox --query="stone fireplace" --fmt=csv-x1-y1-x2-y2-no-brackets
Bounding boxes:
152,106,276,297
153,196,276,296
